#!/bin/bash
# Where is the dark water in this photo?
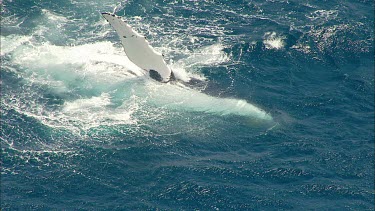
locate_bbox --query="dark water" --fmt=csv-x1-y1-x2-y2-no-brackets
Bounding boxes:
1,0,374,210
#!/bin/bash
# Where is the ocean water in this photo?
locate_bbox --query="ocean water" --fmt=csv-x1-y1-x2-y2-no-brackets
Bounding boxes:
1,0,374,209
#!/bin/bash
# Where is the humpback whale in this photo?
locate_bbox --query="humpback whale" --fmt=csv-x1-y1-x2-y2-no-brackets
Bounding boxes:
101,12,273,122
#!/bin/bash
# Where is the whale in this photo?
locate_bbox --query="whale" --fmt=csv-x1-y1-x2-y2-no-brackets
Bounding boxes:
101,12,273,122
102,12,174,82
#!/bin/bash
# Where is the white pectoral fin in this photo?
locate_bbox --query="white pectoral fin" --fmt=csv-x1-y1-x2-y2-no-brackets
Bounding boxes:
101,13,172,82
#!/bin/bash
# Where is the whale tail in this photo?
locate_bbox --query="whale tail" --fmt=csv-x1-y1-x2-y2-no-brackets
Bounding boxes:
101,12,173,82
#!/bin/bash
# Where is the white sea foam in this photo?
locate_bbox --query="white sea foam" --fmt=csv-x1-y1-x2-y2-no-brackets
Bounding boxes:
167,43,229,82
263,32,285,50
41,9,69,24
184,43,229,66
291,43,312,54
306,10,338,22
2,35,145,131
12,41,145,89
61,92,137,129
1,35,32,56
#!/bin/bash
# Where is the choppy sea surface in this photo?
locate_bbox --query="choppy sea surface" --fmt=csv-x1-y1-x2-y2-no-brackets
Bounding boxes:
1,0,374,209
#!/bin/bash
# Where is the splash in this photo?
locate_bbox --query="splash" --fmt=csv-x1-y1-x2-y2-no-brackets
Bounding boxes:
263,32,285,50
1,12,273,134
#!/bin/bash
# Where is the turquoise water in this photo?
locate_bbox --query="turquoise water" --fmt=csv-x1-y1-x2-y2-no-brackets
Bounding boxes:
1,0,374,209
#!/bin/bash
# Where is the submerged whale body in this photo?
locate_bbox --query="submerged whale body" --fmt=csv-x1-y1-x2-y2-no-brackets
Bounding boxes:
101,12,273,122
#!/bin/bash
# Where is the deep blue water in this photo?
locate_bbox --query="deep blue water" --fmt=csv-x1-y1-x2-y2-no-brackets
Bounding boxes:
1,0,374,210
